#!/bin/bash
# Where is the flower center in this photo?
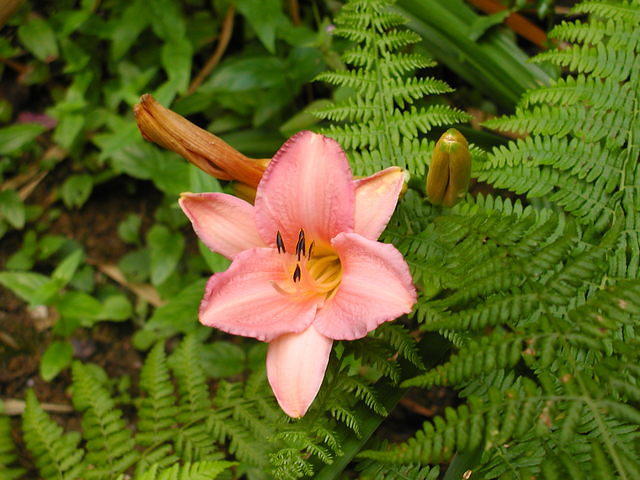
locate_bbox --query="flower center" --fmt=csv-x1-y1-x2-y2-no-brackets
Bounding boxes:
274,229,342,300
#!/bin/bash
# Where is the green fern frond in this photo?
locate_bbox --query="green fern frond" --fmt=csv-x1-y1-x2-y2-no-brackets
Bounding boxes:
572,1,640,24
403,334,522,388
134,460,236,480
520,73,633,112
22,389,85,480
72,362,138,479
371,323,424,368
170,336,221,462
0,414,24,479
356,454,440,480
136,342,180,472
479,0,640,285
534,43,636,81
485,105,630,145
314,0,469,176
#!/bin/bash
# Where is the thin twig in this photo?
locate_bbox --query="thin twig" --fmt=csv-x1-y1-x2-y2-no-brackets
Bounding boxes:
0,167,38,192
288,0,301,25
2,398,74,416
93,262,165,307
399,397,437,417
0,331,19,349
466,0,550,49
187,5,236,95
18,171,47,201
0,57,29,74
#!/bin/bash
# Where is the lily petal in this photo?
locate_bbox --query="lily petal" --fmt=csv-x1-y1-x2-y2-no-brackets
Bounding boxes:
254,131,355,251
354,167,405,240
267,325,333,418
199,247,318,342
179,192,264,260
314,232,417,340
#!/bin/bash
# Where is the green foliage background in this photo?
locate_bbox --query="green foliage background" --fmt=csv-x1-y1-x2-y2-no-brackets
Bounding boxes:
1,0,639,479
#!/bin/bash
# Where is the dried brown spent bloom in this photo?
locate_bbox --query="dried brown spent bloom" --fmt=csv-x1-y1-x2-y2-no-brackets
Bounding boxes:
134,94,267,187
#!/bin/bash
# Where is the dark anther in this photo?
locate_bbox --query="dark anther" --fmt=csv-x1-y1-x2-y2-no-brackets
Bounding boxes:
293,264,302,283
276,231,285,254
296,229,306,260
308,240,315,259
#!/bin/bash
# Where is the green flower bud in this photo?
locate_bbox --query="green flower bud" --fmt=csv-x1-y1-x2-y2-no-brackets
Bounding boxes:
426,128,471,207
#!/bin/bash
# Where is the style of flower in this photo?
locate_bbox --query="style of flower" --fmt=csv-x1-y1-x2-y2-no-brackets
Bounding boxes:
179,131,417,418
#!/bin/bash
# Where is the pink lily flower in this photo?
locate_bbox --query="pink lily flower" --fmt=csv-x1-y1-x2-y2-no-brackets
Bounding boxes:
179,131,417,418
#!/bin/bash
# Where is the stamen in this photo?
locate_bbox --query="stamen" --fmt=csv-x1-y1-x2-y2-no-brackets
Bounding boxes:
308,241,315,259
276,231,285,254
296,229,306,260
293,264,302,283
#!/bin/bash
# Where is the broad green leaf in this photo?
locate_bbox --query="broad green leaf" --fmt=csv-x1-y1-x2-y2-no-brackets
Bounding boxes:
236,0,289,53
0,190,26,229
60,174,93,209
37,235,67,260
150,0,187,40
53,113,85,150
119,249,150,283
201,341,246,378
0,99,12,122
40,341,73,381
162,37,192,94
31,279,65,306
6,231,37,270
17,16,59,62
468,10,511,41
0,123,45,155
60,38,90,73
52,249,84,284
206,57,287,92
109,143,157,180
98,295,133,321
111,0,149,60
145,279,207,335
147,224,185,285
56,291,102,321
0,271,49,304
198,241,230,273
189,165,222,194
150,154,190,195
117,214,142,244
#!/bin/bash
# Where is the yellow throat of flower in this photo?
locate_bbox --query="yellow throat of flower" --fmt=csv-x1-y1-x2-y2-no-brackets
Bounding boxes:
306,252,342,298
274,229,343,301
